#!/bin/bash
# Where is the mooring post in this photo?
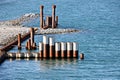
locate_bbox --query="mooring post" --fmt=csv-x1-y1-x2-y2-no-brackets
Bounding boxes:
26,41,28,50
46,16,51,28
30,28,34,48
55,42,61,58
28,39,31,50
32,42,36,50
16,52,21,58
67,42,73,58
40,5,44,29
61,42,67,58
80,53,84,60
18,33,21,50
49,37,55,58
46,16,49,28
43,36,49,58
73,42,78,58
52,5,56,28
55,16,58,27
43,20,45,28
39,42,43,58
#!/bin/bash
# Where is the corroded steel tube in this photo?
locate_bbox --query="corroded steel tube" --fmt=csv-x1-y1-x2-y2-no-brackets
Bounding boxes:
28,39,31,50
30,28,34,48
40,5,44,29
52,5,56,28
55,16,58,27
80,53,84,60
73,42,78,58
18,33,21,50
61,42,67,58
55,42,61,58
67,42,73,58
43,35,49,58
49,37,55,58
39,42,43,58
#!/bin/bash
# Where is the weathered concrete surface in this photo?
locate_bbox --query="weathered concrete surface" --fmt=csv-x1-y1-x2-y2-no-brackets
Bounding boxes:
0,26,30,45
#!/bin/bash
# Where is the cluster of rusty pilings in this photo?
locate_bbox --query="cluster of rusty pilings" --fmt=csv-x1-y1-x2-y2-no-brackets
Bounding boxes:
40,5,58,29
38,35,79,59
26,28,36,50
17,33,84,59
17,28,36,50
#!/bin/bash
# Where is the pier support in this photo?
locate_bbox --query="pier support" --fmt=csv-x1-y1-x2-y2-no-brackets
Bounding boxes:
40,5,44,29
43,36,49,58
30,28,34,48
73,42,78,58
32,43,36,50
39,42,43,58
28,39,31,50
49,37,55,58
55,42,61,58
17,34,21,50
80,53,84,60
46,16,52,28
55,16,58,27
26,41,28,50
67,42,73,58
61,42,67,58
52,5,56,28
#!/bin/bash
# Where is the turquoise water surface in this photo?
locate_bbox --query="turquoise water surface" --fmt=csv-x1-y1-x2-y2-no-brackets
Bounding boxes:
0,0,120,80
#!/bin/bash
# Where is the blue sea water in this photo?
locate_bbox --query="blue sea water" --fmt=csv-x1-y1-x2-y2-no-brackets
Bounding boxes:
0,0,120,80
